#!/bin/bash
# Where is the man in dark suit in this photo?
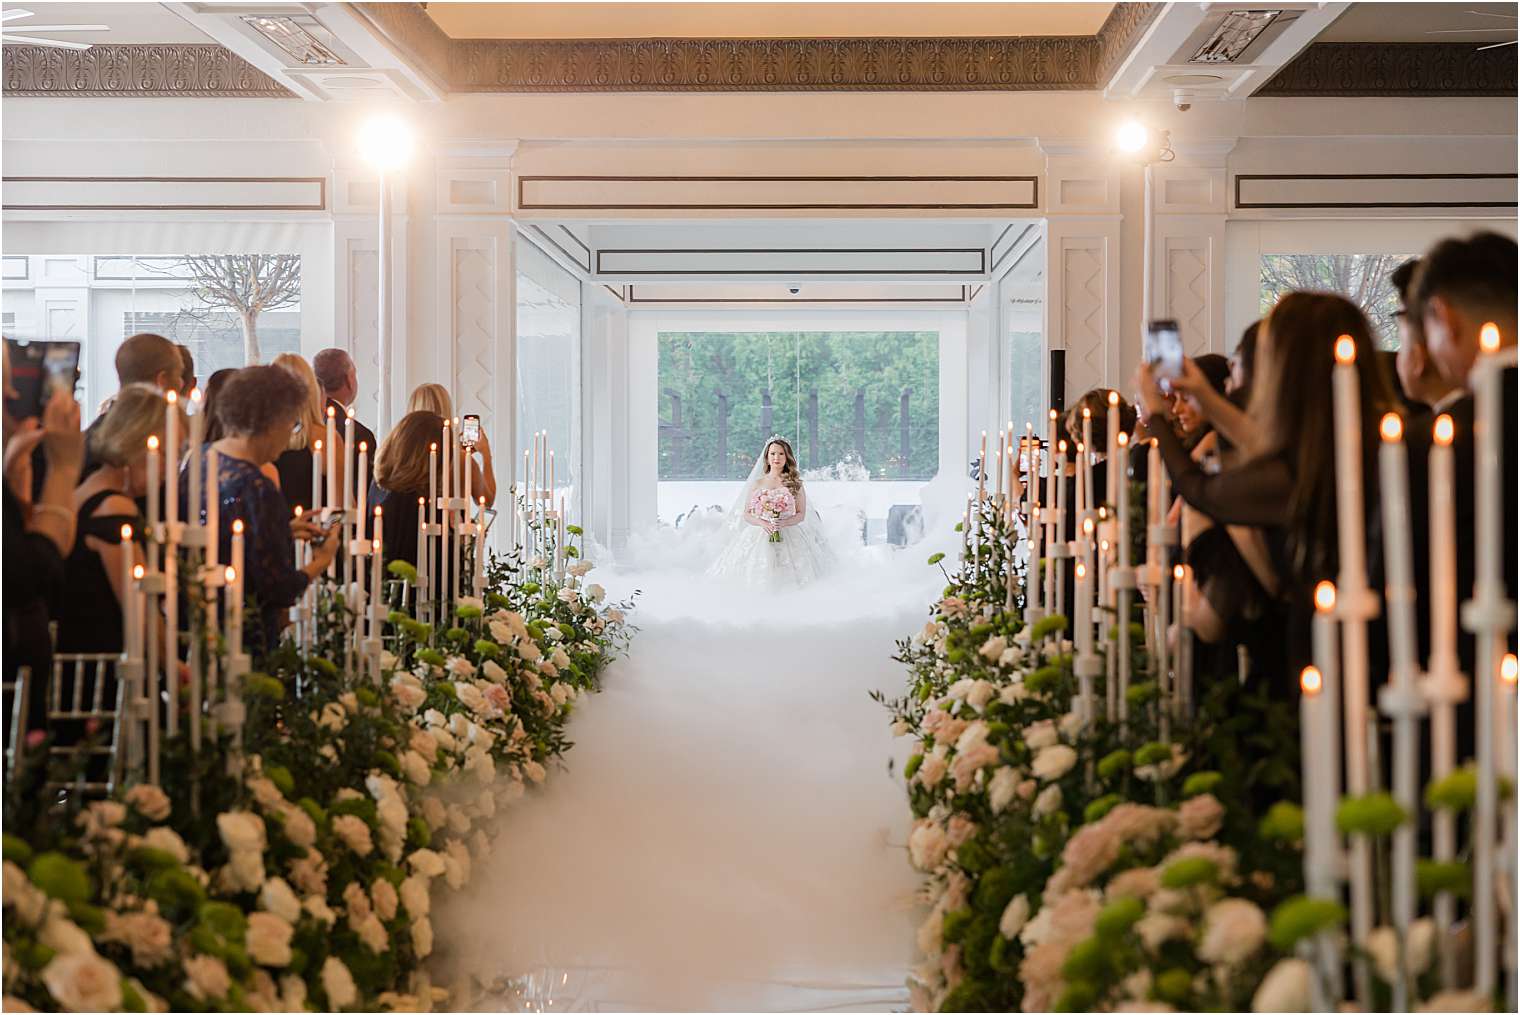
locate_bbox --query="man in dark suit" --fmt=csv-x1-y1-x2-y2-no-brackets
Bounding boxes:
313,348,377,494
1392,258,1462,418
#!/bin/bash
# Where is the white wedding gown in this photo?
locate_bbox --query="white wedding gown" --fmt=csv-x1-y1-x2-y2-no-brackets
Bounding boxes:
706,481,838,589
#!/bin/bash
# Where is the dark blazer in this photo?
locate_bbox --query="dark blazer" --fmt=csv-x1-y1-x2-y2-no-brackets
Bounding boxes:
327,398,377,494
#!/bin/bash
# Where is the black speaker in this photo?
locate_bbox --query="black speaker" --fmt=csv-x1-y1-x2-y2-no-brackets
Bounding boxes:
1049,350,1066,415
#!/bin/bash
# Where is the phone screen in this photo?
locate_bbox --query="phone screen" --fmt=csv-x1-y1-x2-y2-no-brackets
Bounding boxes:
1145,320,1183,385
5,339,80,420
461,414,481,446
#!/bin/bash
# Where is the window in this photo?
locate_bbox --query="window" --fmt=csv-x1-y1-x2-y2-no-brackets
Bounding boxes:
1259,253,1413,350
515,241,582,516
1,254,302,419
656,329,939,531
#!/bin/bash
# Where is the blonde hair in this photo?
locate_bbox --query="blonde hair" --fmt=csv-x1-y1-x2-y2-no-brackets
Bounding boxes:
89,383,185,468
272,353,326,452
407,383,453,420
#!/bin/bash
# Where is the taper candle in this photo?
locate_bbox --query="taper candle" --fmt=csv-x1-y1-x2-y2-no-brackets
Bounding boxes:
119,524,136,662
325,405,337,511
205,447,219,567
311,439,323,514
146,436,161,569
165,390,179,527
230,520,244,658
1426,413,1463,982
187,388,203,540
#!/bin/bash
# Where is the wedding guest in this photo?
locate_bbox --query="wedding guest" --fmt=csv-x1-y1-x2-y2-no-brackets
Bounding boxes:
314,348,376,491
405,382,498,507
1227,322,1259,401
191,366,339,654
53,386,183,664
368,410,446,598
3,342,83,734
176,344,196,398
203,368,281,489
271,353,345,515
1171,354,1231,451
1391,259,1457,417
1136,291,1400,689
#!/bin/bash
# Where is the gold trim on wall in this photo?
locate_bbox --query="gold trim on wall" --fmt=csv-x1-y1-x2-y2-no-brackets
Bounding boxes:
2,44,294,97
1257,42,1517,97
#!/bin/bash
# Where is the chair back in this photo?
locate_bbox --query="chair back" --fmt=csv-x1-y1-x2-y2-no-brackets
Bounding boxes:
3,665,31,785
45,652,126,798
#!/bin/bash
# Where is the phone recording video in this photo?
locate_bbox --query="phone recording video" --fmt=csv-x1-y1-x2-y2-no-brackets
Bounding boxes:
4,339,81,421
1144,320,1183,393
460,413,481,448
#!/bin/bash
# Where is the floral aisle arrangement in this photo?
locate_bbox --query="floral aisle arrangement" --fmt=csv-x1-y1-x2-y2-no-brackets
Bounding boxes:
2,515,634,1013
885,492,1493,1013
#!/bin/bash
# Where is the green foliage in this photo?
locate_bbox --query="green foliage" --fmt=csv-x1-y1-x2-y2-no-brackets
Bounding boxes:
1258,801,1305,841
657,330,940,479
1424,766,1477,811
1335,792,1408,837
1416,859,1471,899
27,852,90,903
1160,856,1218,889
1267,896,1347,951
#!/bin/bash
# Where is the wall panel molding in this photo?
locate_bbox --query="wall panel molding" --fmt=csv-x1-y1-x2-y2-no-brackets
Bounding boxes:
1257,42,1518,97
596,246,986,278
1234,173,1518,210
2,43,294,97
1,176,326,212
518,175,1038,212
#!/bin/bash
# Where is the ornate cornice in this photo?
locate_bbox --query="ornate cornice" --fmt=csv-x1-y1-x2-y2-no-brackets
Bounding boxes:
2,43,294,97
355,1,1159,93
1257,42,1518,97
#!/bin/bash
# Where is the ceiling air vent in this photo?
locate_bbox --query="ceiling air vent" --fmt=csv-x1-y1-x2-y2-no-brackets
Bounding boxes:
240,14,346,66
1190,9,1284,63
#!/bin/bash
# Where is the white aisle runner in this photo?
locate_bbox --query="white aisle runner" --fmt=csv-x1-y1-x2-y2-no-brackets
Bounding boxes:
436,568,930,1012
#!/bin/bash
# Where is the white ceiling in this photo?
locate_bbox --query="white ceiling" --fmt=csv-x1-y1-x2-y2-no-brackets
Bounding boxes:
1320,2,1517,44
3,2,210,44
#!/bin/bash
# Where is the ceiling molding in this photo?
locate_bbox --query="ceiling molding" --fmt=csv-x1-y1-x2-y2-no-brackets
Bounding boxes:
1,43,294,98
355,1,1159,94
1257,42,1519,97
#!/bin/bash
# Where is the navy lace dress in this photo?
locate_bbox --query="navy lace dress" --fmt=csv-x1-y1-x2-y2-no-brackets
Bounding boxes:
183,450,309,657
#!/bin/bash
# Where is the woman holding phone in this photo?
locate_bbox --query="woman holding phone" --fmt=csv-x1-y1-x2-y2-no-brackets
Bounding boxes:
405,383,497,508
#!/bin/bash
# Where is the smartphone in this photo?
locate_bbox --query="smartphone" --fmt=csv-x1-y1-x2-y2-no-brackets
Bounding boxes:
460,413,481,448
1144,320,1183,391
4,339,80,420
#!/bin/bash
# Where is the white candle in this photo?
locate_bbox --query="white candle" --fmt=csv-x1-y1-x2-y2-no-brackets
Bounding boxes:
1027,505,1042,621
1074,558,1092,718
230,520,244,658
311,439,323,514
325,405,338,511
357,443,370,539
1081,409,1094,517
475,496,487,594
995,430,1005,502
1116,430,1132,726
1426,413,1463,982
1299,662,1343,1007
1173,563,1190,719
428,442,438,609
978,430,987,504
1074,442,1086,531
128,563,144,662
164,390,179,527
372,534,384,635
119,524,137,660
205,447,219,568
442,420,453,603
1377,411,1422,1006
1106,391,1120,512
146,436,161,570
1471,323,1506,994
1330,335,1374,985
1026,422,1038,519
187,388,203,542
344,409,355,512
416,496,428,612
1055,439,1067,619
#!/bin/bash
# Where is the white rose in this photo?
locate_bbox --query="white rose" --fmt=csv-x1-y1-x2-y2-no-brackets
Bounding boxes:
998,681,1028,704
890,719,910,737
999,894,1031,939
1251,957,1311,1012
400,876,431,918
246,912,293,967
259,877,302,924
1058,710,1084,741
408,848,447,878
182,954,231,1001
410,916,434,958
955,721,991,755
908,822,949,871
331,815,374,857
321,957,358,1009
988,766,1021,814
125,784,171,822
280,806,317,849
380,650,399,672
606,608,625,624
216,811,265,853
101,910,174,967
355,913,389,954
422,796,447,830
4,861,48,926
446,840,472,888
446,656,476,678
140,826,190,865
339,691,359,713
523,760,547,784
1023,721,1058,750
1032,745,1078,782
481,659,508,684
371,879,399,921
226,848,266,892
587,583,606,602
1197,898,1267,966
303,895,337,927
389,673,426,712
39,911,94,957
1033,783,1063,817
401,751,432,787
42,952,122,1012
316,702,347,732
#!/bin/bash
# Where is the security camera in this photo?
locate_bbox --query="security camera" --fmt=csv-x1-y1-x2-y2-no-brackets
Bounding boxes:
787,286,801,295
1172,90,1195,112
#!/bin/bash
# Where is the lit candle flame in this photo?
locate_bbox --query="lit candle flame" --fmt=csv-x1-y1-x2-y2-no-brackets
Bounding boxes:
1107,390,1119,406
1117,432,1129,447
373,538,381,552
1173,564,1185,580
1100,539,1110,551
1098,506,1108,519
232,519,244,534
1503,654,1518,685
1083,517,1094,535
375,506,383,518
359,441,368,453
165,389,178,405
120,523,133,540
133,564,145,580
1379,413,1403,442
1434,414,1455,446
1049,409,1058,420
313,439,323,452
1058,439,1068,452
1075,561,1087,580
147,435,159,451
1334,335,1356,364
429,443,437,452
1481,322,1501,353
1301,665,1324,695
190,387,202,405
347,406,355,419
293,505,303,518
326,405,336,419
1314,581,1336,612
225,565,237,584
1082,407,1091,419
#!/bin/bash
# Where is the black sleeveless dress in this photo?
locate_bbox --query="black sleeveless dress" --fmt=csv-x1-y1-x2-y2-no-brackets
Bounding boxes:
53,488,139,656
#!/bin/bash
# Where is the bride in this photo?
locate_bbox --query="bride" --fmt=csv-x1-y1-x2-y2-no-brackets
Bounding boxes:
707,436,836,588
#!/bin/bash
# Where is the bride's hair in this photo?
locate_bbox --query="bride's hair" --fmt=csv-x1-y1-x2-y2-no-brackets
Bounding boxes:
764,437,802,496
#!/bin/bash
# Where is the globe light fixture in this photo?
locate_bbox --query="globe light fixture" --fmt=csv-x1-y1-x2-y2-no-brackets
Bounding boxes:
357,113,414,173
1115,120,1150,154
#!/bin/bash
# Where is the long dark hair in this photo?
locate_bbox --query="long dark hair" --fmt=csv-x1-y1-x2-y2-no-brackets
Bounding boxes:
1249,291,1400,583
376,411,445,495
764,437,802,496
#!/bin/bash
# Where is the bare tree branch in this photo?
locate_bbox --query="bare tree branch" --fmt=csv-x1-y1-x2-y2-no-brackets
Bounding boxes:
143,255,301,364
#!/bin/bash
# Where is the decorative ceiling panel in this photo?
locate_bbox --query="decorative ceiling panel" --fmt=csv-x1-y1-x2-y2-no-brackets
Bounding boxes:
2,43,294,97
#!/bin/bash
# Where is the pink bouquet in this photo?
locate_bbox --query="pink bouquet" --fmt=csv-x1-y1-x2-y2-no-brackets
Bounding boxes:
752,487,796,543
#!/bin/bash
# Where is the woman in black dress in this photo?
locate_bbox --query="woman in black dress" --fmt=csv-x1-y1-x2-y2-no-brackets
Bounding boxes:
270,353,345,515
368,410,446,600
